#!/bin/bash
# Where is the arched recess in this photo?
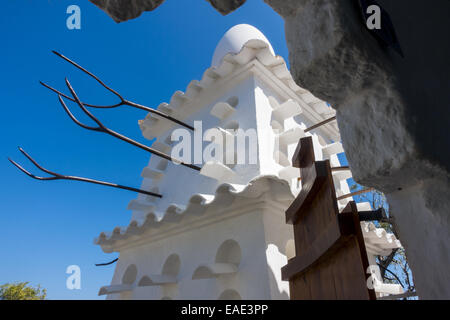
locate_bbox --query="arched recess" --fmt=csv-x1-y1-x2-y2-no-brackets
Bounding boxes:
98,263,137,296
218,289,242,300
192,239,242,280
138,254,180,287
122,264,138,285
227,96,239,108
162,253,181,277
215,239,242,265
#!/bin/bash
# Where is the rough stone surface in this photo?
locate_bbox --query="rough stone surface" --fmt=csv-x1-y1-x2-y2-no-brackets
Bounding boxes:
89,0,247,21
208,0,247,15
88,0,450,299
264,0,450,299
90,0,165,23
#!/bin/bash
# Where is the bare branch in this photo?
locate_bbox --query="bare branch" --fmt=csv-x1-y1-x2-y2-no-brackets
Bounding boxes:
378,249,398,279
9,147,163,198
377,263,405,290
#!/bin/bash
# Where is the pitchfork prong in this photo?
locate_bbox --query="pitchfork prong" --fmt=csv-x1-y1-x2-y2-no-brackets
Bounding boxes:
52,50,124,100
58,94,100,131
8,149,163,198
8,155,59,181
64,78,106,130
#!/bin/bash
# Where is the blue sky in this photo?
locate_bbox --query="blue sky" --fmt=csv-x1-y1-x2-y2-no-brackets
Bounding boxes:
0,0,288,299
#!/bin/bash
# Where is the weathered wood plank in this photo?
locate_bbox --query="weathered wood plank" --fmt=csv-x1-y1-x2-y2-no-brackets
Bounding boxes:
282,137,376,300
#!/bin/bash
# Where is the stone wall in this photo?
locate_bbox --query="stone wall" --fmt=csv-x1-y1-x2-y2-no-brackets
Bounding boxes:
263,0,450,299
89,0,247,22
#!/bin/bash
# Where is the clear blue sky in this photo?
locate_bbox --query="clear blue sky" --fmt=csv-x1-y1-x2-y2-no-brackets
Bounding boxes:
0,0,288,299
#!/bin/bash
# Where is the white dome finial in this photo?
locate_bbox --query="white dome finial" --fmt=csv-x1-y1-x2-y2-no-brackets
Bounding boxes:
211,24,275,67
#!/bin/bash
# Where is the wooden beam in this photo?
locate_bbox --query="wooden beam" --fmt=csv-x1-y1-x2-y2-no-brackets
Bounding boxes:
337,188,374,201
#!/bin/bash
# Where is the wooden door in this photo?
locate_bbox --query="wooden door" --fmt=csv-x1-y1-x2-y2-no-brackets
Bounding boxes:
281,137,376,300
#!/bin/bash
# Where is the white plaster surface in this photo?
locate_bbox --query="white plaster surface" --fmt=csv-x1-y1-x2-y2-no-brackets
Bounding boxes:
211,24,274,67
96,25,401,300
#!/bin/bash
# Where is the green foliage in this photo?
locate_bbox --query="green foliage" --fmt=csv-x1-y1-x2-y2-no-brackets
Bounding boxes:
0,282,47,300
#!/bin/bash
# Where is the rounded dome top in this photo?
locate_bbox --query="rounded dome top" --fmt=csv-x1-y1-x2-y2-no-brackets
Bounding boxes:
211,24,274,67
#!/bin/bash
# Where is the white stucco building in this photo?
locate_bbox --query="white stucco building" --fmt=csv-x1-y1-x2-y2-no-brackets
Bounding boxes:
95,24,402,300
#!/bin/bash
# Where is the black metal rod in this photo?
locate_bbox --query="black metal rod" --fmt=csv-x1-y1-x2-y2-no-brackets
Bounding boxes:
95,258,119,267
9,147,163,198
61,79,201,171
42,51,194,131
305,116,337,133
337,188,374,201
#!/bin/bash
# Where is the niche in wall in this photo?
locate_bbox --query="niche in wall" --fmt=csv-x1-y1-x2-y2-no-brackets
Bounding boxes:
192,239,242,279
218,289,242,300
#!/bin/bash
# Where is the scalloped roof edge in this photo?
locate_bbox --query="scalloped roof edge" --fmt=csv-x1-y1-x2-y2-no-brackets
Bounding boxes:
139,39,339,140
95,175,294,249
